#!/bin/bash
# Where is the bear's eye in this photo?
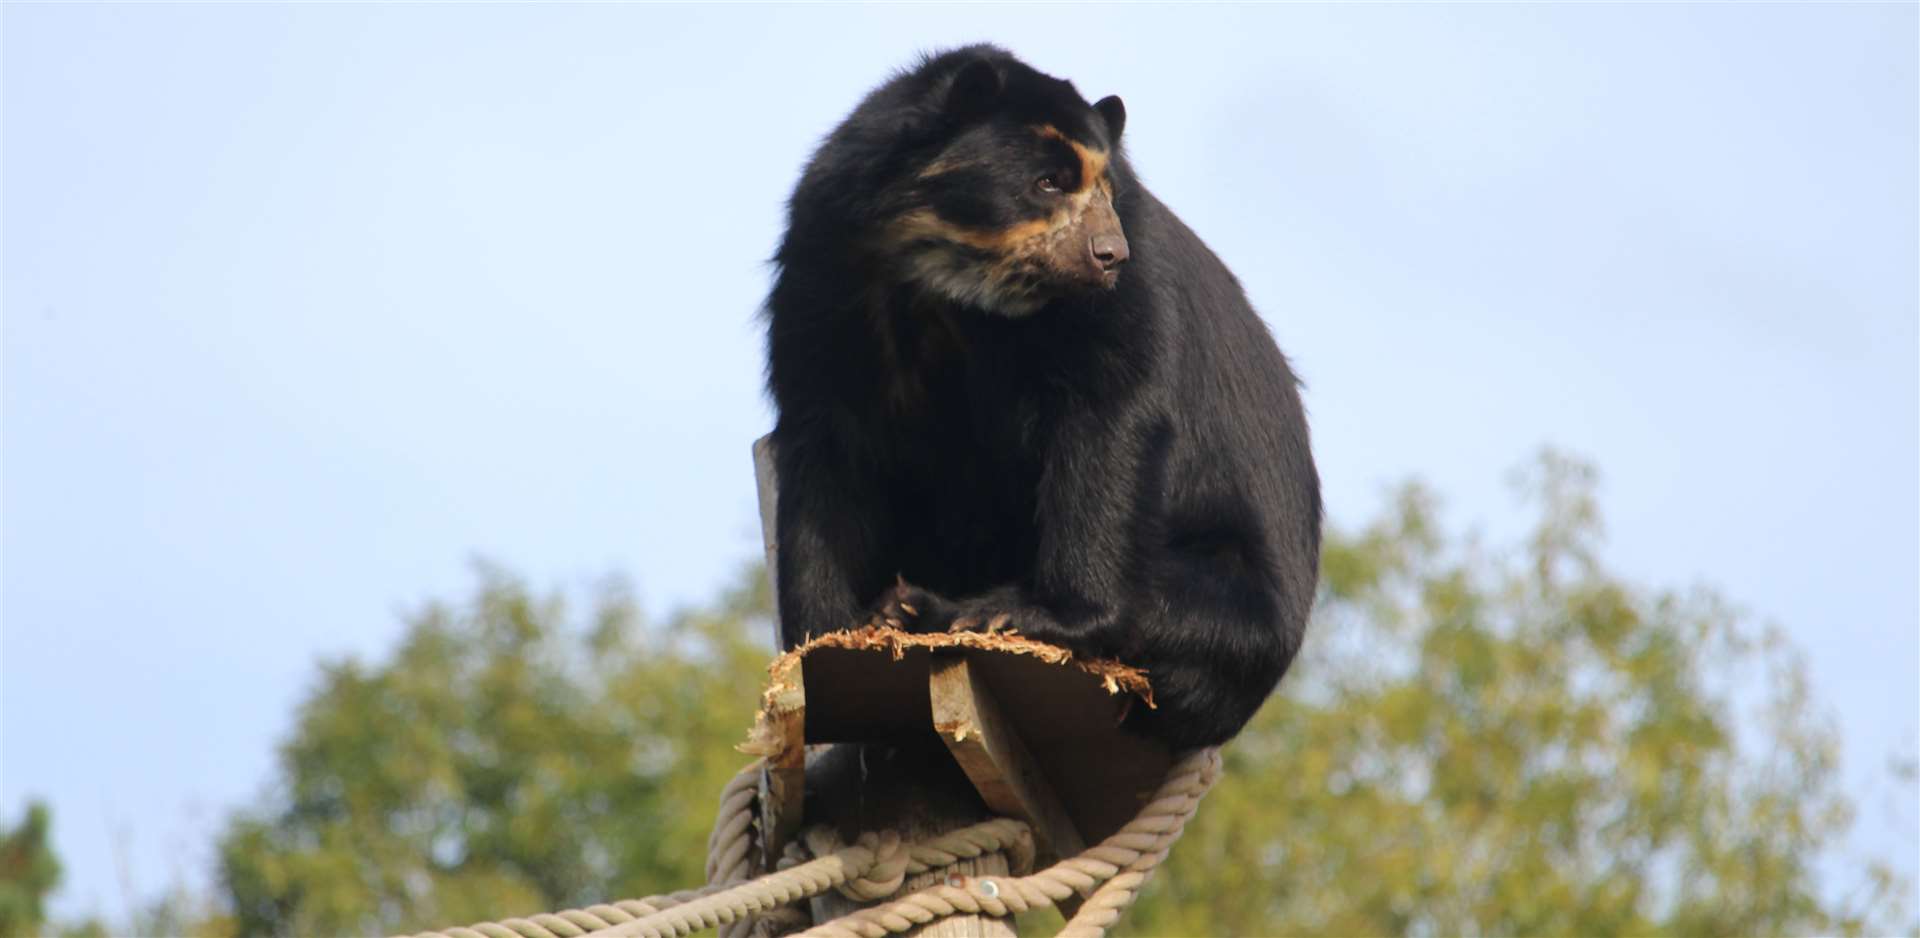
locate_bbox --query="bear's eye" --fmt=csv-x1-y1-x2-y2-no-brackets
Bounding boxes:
1035,174,1064,194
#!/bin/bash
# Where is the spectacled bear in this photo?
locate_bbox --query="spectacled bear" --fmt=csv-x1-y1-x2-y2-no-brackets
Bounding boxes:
764,45,1321,750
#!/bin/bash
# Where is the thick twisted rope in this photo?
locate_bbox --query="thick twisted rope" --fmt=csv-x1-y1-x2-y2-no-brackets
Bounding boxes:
793,747,1219,938
405,748,1218,938
409,884,731,938
799,818,1038,902
707,763,763,888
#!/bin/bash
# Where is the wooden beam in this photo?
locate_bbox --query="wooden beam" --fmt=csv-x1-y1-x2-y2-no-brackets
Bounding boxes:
929,651,1088,866
751,435,781,649
757,684,806,863
752,434,807,862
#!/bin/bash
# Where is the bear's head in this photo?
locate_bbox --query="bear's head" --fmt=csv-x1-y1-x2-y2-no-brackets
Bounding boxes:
869,51,1130,317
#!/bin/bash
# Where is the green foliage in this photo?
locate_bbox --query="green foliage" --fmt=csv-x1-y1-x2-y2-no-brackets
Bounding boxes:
0,802,62,937
216,564,775,936
1125,452,1913,937
113,887,229,938
204,453,1913,937
0,802,115,938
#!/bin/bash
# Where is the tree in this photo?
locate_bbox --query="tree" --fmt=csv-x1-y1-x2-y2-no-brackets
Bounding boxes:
216,564,774,936
0,803,116,938
211,454,1912,936
1125,452,1914,936
0,802,62,937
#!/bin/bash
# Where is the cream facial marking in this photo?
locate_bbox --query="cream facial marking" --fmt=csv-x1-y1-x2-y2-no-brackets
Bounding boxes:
892,209,1054,253
1030,124,1111,194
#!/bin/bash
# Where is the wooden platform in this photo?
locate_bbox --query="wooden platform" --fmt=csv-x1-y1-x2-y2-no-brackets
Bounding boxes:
743,627,1169,868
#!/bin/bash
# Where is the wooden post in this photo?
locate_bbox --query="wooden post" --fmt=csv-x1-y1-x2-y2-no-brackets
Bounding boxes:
803,742,1017,938
752,435,781,648
751,437,808,863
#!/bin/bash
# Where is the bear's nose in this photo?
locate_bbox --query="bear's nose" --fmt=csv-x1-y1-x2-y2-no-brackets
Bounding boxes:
1091,233,1130,271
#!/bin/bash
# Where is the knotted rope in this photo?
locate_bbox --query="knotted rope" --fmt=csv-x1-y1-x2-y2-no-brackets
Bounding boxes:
407,747,1218,938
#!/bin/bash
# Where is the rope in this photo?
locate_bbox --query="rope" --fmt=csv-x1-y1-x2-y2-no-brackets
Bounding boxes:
404,748,1219,938
793,748,1219,938
408,885,731,938
707,763,763,887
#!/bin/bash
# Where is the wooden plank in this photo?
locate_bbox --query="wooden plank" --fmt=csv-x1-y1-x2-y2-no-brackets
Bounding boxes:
752,435,781,649
929,652,1088,866
965,652,1169,847
751,434,807,863
757,684,807,864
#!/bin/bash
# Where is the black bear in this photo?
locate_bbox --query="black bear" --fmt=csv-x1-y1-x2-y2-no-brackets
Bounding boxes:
764,45,1321,749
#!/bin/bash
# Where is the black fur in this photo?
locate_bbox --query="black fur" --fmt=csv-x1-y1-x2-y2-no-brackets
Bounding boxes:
764,45,1321,749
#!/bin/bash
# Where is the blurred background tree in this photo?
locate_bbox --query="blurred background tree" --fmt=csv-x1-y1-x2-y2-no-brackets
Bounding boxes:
0,803,63,937
0,803,116,938
1125,453,1913,936
213,565,773,937
20,453,1907,936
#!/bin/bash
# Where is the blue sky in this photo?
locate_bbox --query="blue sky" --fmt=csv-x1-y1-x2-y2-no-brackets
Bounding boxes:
4,3,1914,923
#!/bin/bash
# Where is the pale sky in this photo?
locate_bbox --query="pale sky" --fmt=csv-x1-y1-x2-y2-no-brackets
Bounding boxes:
4,3,1915,923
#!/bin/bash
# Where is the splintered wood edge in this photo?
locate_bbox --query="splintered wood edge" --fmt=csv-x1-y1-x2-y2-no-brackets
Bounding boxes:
770,625,1151,710
739,626,1154,761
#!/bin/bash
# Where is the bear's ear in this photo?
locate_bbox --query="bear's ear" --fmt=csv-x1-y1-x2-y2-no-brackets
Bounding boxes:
944,58,1003,117
1094,95,1126,143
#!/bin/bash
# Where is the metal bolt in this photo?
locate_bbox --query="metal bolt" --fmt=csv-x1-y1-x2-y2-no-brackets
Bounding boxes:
980,879,1000,899
946,873,965,888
